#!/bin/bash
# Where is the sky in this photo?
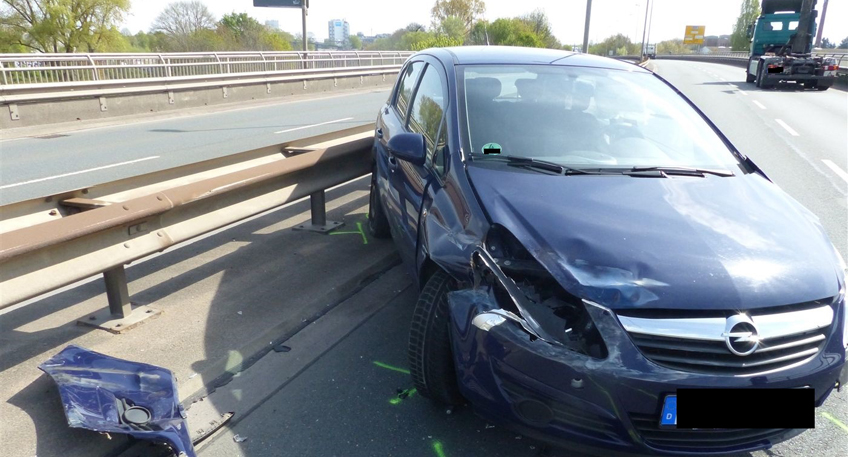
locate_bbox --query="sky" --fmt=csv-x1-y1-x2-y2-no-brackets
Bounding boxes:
121,0,848,46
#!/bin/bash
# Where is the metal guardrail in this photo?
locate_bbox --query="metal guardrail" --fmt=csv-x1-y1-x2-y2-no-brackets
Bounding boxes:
0,125,375,331
654,51,848,73
0,51,413,86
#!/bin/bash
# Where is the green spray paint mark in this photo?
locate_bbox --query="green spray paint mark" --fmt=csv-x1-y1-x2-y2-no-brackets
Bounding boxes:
432,440,447,457
821,412,848,434
330,221,368,244
372,360,410,375
389,388,417,405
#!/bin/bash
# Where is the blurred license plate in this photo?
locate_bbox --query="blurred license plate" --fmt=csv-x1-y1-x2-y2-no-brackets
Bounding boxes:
660,395,677,427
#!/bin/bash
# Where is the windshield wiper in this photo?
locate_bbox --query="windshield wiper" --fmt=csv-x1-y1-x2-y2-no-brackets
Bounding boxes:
628,166,735,177
476,154,598,175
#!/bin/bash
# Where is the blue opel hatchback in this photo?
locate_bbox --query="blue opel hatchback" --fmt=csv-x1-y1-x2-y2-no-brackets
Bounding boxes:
368,46,847,455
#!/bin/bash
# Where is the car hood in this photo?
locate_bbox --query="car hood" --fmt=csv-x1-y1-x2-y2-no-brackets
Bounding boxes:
467,165,842,311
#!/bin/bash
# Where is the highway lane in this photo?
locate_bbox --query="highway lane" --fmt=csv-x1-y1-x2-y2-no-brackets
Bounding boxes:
651,60,848,260
0,88,390,205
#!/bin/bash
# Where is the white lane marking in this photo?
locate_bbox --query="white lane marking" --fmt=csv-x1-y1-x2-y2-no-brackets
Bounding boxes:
822,160,848,184
775,119,800,136
752,100,767,110
274,117,354,134
719,77,727,81
0,156,160,190
727,83,748,96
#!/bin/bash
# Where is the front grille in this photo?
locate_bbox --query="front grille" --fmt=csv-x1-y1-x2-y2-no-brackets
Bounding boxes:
619,302,834,376
630,329,826,375
629,413,790,451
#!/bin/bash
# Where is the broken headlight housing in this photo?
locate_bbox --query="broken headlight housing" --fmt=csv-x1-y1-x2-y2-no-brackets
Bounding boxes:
472,225,608,359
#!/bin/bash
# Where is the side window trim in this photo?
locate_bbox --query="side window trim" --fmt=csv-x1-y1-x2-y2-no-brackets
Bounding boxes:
394,61,425,123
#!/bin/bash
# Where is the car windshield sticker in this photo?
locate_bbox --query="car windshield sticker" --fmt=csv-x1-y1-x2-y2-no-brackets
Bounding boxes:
482,143,502,155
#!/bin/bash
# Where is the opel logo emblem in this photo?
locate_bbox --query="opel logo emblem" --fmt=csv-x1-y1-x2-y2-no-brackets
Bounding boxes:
721,314,760,356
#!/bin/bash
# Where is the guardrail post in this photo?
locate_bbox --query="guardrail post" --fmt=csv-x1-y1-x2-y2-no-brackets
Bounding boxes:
293,190,344,233
78,265,162,333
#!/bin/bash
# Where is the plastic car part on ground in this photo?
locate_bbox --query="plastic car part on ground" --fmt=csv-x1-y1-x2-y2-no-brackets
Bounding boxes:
38,345,196,457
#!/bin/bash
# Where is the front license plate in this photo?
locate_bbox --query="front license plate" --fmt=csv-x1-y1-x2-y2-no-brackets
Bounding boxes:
660,395,677,427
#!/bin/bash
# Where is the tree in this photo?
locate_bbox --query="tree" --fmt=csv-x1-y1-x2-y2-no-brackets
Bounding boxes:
487,18,543,48
217,12,290,51
819,37,835,49
520,9,560,49
839,36,848,49
589,34,640,56
436,15,465,41
348,34,361,49
151,1,216,51
656,39,692,55
730,0,760,52
1,0,130,52
431,0,485,34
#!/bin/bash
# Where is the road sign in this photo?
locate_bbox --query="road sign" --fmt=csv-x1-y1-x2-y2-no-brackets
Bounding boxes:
254,0,308,7
683,25,705,44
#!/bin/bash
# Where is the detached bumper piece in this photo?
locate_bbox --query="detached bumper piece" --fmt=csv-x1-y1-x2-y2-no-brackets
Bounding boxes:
39,345,196,457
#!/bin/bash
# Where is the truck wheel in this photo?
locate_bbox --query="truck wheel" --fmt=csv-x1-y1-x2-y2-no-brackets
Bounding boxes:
367,169,391,239
816,85,830,91
746,71,755,83
755,63,763,88
757,64,773,89
408,269,464,406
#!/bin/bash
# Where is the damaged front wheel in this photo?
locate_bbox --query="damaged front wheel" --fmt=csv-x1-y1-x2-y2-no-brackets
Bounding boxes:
408,270,464,406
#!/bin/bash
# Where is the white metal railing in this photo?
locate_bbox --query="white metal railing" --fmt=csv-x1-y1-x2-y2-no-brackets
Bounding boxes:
657,51,847,70
0,51,414,86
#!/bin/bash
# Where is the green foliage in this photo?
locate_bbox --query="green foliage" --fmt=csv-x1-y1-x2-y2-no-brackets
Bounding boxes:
348,34,362,50
1,0,131,52
486,18,543,47
431,0,485,34
520,9,560,49
819,37,834,49
589,34,640,56
656,39,692,55
839,37,848,49
730,0,760,51
409,34,463,51
437,15,465,41
217,12,291,51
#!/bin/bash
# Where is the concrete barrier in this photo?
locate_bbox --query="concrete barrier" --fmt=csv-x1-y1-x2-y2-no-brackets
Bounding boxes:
1,72,398,130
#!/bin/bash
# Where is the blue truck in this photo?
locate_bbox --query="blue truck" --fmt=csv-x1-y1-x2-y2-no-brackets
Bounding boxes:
746,0,837,90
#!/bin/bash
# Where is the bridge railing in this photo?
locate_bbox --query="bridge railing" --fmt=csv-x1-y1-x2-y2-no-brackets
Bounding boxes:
0,51,414,86
654,51,848,73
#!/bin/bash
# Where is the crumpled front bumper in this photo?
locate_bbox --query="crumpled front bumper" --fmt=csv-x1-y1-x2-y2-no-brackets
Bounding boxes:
447,288,846,456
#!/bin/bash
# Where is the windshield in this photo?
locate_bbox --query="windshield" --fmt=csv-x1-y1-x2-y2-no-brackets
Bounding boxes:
460,65,741,170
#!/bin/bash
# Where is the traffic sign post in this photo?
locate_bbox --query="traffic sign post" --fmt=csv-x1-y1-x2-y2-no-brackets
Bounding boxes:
254,0,310,52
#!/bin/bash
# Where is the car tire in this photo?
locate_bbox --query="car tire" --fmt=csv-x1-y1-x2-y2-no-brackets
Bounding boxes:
756,64,768,89
367,169,391,239
408,269,464,406
816,85,830,91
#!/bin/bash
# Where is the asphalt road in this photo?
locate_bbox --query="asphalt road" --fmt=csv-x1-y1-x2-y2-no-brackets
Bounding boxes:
0,88,389,205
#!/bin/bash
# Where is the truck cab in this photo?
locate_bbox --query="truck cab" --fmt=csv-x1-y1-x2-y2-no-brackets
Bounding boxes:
745,0,836,90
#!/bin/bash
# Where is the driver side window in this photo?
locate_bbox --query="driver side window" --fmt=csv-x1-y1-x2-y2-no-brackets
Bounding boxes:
395,62,424,122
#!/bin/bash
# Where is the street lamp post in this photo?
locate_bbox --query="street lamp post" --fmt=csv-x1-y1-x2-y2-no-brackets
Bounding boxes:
582,0,592,54
640,0,651,59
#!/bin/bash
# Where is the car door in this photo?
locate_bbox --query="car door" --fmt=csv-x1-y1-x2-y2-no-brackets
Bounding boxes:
375,60,424,247
387,61,449,270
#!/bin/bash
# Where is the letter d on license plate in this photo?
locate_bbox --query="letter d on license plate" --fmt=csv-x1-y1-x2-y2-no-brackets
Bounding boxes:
660,395,677,427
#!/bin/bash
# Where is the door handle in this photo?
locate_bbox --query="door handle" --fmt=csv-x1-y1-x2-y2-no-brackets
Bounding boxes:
376,128,383,139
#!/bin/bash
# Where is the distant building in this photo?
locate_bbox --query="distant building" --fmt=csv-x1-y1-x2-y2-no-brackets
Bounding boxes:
264,20,280,30
328,19,350,45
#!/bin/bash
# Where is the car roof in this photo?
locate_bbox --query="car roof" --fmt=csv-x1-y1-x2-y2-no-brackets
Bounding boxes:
422,46,647,73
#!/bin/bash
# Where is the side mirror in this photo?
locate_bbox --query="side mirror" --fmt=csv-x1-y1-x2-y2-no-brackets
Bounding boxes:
746,24,754,39
387,132,426,166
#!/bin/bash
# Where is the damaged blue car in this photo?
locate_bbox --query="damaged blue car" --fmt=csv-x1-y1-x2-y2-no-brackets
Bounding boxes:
367,46,848,455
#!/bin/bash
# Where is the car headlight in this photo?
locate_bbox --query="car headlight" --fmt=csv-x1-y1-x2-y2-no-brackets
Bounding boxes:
836,248,848,350
471,225,607,359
